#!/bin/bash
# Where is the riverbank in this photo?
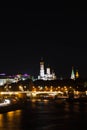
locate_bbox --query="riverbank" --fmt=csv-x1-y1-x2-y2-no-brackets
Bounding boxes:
0,100,27,114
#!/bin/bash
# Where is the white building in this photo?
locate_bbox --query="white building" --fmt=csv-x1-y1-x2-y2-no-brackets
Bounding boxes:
0,76,16,86
38,59,56,80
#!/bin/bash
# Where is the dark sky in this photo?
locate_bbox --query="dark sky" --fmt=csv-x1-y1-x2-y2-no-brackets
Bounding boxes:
0,8,87,78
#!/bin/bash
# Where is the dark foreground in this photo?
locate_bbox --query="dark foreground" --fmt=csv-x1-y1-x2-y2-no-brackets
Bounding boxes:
0,99,87,130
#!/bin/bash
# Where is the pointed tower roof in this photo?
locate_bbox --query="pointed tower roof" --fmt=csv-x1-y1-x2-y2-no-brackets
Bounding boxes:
71,66,75,80
76,69,79,78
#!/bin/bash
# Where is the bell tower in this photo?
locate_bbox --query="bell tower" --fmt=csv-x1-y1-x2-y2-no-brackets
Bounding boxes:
40,58,45,79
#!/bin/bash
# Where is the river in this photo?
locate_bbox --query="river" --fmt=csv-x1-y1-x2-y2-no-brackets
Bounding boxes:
0,99,87,130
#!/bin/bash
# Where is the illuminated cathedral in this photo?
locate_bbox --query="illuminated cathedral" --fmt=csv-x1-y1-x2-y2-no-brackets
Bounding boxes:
37,59,79,80
38,59,56,80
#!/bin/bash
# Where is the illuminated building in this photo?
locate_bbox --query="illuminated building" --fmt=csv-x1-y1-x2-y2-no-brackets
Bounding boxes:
0,75,16,86
38,59,56,80
0,73,30,86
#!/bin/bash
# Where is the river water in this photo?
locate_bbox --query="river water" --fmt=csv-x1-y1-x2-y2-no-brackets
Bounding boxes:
0,99,87,130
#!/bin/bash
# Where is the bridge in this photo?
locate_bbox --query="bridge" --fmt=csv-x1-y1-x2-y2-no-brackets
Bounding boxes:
0,91,63,95
0,91,69,99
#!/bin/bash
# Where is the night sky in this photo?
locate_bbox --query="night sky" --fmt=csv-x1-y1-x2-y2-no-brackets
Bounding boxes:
0,8,87,78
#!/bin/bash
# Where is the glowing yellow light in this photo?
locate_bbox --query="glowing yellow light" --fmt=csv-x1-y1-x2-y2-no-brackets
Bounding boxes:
15,92,18,95
86,91,87,95
32,93,36,97
0,92,4,95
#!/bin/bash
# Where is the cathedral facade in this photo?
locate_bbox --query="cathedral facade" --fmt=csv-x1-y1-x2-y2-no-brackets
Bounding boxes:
38,59,56,80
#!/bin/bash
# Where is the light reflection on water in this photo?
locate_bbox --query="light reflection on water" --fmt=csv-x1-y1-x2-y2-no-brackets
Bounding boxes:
0,100,87,130
0,110,22,130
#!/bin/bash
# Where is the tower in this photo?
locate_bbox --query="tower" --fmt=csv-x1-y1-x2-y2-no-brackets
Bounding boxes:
76,70,79,78
52,70,56,80
71,67,75,80
40,58,45,79
46,65,50,76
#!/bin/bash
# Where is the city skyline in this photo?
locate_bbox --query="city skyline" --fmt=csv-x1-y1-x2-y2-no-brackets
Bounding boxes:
0,57,82,79
0,9,87,78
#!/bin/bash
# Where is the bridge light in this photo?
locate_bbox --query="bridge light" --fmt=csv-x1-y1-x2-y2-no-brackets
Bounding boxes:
0,92,4,95
15,92,18,95
32,92,36,97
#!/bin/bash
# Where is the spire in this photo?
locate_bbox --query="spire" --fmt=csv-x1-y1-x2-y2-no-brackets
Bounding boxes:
71,66,75,80
76,69,79,78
